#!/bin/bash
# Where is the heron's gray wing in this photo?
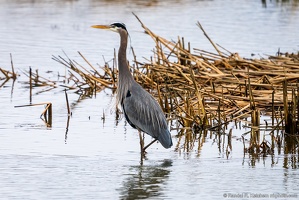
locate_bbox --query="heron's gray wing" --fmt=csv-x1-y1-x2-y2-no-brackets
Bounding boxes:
122,84,168,139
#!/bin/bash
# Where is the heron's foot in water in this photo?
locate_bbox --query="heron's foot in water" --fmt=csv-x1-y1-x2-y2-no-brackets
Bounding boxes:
141,148,148,155
140,139,157,161
140,149,147,165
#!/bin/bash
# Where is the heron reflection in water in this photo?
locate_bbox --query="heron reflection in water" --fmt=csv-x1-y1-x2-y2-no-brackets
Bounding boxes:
119,159,172,199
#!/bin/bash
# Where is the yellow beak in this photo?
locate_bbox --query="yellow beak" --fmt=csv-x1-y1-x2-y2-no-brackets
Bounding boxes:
91,25,111,29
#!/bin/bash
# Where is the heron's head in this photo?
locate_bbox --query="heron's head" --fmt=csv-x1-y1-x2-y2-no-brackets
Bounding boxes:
91,22,127,33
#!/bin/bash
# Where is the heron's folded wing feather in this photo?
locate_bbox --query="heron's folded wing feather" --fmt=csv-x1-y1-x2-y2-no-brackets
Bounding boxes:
122,86,167,139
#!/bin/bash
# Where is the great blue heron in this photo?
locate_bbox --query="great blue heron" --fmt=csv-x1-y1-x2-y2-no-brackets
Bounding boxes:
91,23,172,156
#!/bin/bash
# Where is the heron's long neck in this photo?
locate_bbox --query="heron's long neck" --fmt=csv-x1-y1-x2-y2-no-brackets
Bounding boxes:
118,31,133,82
117,30,133,105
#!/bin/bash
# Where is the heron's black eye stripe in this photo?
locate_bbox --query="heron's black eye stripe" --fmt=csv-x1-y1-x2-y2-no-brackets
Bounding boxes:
126,90,131,98
111,22,127,31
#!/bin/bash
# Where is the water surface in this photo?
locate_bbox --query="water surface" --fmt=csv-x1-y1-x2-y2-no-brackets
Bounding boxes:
0,0,298,199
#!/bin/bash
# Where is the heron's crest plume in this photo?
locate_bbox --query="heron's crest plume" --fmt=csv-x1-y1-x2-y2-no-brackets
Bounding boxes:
111,22,127,31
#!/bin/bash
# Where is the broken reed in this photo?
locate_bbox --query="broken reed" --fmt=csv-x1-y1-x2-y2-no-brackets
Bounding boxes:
14,102,52,127
0,53,18,87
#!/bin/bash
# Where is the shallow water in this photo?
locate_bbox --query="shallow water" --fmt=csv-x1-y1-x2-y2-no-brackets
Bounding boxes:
0,0,299,199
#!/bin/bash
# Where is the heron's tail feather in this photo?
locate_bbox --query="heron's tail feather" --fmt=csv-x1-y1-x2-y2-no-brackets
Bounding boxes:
158,129,173,149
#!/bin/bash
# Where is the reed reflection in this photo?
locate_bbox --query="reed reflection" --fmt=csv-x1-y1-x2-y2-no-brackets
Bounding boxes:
64,115,71,144
119,159,172,200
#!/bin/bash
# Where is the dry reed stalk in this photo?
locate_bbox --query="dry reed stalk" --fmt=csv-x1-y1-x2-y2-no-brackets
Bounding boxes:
0,67,18,88
0,68,11,80
0,55,18,82
196,22,223,57
65,89,71,115
10,53,17,80
15,102,52,127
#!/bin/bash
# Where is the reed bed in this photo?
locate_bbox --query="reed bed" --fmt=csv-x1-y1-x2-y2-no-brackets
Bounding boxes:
134,17,299,129
131,16,298,157
44,17,299,158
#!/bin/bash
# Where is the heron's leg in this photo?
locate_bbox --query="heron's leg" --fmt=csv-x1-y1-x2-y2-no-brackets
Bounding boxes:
143,138,158,152
138,130,145,157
